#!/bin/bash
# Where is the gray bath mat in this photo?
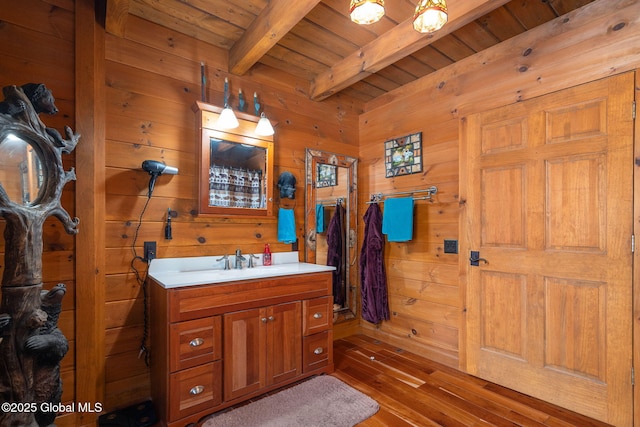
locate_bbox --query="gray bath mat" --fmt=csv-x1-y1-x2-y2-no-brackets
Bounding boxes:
201,375,379,427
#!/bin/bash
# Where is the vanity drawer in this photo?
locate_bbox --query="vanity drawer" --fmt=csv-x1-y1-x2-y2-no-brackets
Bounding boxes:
303,296,332,336
303,330,333,373
169,361,222,421
170,316,221,372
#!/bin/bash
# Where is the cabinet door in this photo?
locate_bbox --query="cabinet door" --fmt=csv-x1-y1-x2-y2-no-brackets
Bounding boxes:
266,301,302,386
223,308,266,401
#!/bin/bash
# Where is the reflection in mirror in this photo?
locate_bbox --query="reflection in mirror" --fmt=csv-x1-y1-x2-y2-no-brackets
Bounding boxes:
209,138,267,209
0,133,44,205
305,149,357,323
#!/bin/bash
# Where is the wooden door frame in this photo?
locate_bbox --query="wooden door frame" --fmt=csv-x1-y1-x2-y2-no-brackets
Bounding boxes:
75,0,107,426
633,71,639,427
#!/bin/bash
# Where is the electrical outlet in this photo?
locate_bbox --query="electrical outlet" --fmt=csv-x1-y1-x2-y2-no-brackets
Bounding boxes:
444,239,458,254
144,241,157,262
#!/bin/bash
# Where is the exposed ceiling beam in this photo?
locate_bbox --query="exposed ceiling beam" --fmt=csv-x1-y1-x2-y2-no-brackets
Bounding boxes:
229,0,323,76
105,0,131,37
310,0,512,101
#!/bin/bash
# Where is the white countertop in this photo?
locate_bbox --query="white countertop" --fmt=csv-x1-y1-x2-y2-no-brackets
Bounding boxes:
148,251,335,289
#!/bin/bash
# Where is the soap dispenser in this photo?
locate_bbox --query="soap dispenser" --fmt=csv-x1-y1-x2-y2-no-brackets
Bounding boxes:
263,244,272,266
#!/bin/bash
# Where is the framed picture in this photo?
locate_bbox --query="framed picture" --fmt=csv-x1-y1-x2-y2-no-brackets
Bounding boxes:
316,163,337,188
384,132,422,177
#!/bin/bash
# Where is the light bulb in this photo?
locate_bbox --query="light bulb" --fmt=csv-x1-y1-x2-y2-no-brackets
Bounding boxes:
217,106,239,129
255,113,274,136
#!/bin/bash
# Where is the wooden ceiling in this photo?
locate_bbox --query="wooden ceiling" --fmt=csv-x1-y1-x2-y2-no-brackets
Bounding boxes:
106,0,596,104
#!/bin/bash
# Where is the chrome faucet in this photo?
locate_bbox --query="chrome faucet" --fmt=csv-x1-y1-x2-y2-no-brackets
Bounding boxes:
217,254,230,270
248,253,259,268
235,249,246,269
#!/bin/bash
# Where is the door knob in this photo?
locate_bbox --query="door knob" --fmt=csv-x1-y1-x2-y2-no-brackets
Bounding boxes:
469,250,488,266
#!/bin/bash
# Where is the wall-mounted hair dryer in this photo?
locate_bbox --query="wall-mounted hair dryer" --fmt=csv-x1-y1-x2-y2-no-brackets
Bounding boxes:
142,160,178,198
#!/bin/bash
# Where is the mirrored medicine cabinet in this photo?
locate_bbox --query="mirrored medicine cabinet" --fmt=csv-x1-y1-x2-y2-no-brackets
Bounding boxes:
195,101,274,217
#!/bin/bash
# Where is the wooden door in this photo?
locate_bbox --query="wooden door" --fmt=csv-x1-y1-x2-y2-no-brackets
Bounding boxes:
461,73,634,425
223,308,265,401
266,301,302,386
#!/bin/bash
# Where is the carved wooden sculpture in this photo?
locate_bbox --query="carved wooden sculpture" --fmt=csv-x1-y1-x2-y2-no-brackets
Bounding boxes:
0,84,79,427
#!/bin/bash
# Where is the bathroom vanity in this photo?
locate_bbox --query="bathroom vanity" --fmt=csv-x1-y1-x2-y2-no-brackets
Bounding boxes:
148,253,335,427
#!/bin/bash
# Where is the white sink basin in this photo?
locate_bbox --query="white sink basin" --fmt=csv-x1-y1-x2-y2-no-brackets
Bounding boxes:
148,252,335,289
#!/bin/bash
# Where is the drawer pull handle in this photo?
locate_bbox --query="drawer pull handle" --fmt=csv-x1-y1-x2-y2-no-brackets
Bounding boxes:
268,316,275,321
190,385,204,395
189,338,204,347
313,312,323,319
261,317,268,323
314,347,324,355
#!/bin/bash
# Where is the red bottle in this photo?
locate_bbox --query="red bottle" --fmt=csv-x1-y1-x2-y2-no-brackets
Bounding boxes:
263,244,272,266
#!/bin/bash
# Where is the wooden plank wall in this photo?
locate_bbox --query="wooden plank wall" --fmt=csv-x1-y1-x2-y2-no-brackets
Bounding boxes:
101,14,361,411
357,0,640,370
0,0,77,425
1,0,361,420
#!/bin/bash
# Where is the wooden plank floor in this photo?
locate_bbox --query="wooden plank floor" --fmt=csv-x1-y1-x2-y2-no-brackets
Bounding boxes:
334,335,612,427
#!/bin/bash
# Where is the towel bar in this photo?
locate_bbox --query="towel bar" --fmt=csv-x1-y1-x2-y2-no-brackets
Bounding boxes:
367,185,437,204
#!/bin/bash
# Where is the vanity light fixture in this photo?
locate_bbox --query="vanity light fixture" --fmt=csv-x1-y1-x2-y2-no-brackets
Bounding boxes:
253,92,274,136
255,112,275,136
217,105,239,129
349,0,385,25
413,0,448,33
216,77,239,129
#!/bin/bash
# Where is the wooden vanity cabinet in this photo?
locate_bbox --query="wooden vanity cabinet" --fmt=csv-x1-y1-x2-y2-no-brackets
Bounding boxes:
150,272,333,427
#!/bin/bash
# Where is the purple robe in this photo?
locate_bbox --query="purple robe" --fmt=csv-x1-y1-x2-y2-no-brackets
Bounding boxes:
360,203,390,323
326,204,344,305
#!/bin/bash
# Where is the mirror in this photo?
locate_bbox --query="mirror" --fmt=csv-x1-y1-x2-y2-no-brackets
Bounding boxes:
305,149,357,322
195,101,274,217
0,132,45,205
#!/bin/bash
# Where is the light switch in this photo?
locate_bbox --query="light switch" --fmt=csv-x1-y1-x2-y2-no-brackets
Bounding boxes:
444,239,458,254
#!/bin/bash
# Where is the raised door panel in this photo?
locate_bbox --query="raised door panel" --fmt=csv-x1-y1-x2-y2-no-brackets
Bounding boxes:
223,308,266,401
479,272,527,359
481,166,525,248
266,302,302,386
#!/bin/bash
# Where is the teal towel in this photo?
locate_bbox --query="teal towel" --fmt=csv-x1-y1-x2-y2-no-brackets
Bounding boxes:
382,197,414,242
316,204,325,233
278,208,297,243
